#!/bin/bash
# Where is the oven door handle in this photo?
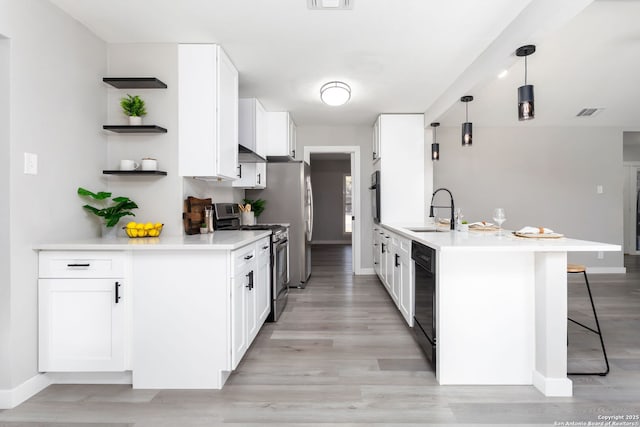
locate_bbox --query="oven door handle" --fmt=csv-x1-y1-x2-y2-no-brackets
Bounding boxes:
275,239,288,248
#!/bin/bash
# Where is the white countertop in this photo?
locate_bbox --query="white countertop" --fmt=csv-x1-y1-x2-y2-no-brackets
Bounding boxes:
381,223,621,253
34,230,271,251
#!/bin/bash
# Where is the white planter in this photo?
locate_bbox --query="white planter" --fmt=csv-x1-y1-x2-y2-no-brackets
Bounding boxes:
101,224,119,239
128,116,142,126
241,212,255,225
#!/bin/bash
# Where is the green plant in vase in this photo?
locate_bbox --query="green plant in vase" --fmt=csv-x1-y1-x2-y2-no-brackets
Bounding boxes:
77,187,138,235
242,198,266,218
120,94,147,125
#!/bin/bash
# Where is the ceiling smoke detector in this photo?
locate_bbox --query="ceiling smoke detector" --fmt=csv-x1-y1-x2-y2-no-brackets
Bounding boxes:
576,108,605,117
307,0,353,10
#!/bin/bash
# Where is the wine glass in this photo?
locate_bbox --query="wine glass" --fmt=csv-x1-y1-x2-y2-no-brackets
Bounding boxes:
492,208,506,232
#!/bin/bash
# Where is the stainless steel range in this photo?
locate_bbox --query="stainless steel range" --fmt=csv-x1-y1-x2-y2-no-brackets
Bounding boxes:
213,203,289,322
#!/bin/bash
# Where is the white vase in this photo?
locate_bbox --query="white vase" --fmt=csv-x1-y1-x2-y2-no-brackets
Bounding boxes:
128,116,142,126
101,224,119,239
241,211,255,225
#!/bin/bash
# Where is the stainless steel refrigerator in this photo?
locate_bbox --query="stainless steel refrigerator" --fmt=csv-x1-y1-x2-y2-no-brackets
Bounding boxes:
246,161,313,288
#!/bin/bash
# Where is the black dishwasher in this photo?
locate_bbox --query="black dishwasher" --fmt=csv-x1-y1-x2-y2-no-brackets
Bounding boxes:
412,240,436,370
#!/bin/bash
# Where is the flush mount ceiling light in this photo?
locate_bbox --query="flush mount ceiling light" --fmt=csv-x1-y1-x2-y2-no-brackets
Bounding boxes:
320,81,351,106
461,95,473,147
431,122,440,161
307,0,353,9
516,44,536,121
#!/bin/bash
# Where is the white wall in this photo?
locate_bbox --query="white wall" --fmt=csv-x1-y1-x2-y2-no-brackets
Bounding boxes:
0,35,10,388
106,44,184,235
433,126,624,269
310,159,351,243
295,125,374,269
0,0,107,390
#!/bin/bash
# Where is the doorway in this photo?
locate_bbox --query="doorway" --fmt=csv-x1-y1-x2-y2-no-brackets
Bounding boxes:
304,146,361,275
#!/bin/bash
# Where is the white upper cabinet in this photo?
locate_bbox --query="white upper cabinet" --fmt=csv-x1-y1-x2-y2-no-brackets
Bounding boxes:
266,111,296,160
376,114,426,223
372,117,381,162
178,44,239,179
234,98,267,188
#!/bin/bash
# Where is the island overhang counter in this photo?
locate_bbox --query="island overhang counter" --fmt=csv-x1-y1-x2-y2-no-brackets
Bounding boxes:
382,223,621,397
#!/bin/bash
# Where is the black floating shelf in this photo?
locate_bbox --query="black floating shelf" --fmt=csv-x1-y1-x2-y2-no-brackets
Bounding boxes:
103,125,167,134
103,170,168,176
103,77,167,89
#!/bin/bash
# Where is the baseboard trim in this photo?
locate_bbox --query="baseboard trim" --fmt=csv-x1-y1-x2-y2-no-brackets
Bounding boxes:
586,267,626,274
47,371,132,385
0,373,51,409
356,268,375,275
311,240,352,245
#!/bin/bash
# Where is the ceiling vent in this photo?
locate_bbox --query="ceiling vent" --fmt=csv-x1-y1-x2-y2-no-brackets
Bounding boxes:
576,108,604,117
307,0,353,10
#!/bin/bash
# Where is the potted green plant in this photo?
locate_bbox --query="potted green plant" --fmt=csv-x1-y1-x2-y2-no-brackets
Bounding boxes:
120,94,147,125
242,198,266,218
77,187,138,238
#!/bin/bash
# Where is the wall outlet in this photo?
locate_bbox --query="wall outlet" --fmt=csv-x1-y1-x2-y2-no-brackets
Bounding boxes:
596,185,603,194
597,251,604,259
24,152,38,175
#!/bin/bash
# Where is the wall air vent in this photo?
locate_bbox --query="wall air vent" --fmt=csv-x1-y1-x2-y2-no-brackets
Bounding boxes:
576,108,604,117
307,0,353,10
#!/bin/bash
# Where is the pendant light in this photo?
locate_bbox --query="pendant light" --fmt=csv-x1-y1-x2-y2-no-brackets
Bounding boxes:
461,96,473,146
516,45,536,121
430,122,440,161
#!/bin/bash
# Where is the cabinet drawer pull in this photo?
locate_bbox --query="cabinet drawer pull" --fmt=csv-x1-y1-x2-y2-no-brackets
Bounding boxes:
67,263,90,268
244,254,254,260
262,245,269,250
237,164,242,178
115,281,122,304
395,254,400,267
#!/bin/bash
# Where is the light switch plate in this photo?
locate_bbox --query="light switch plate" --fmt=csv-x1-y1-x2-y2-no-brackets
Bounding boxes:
596,185,603,194
24,152,38,175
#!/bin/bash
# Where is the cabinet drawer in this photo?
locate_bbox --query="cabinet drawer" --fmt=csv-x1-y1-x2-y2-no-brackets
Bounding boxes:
39,251,127,278
232,245,256,274
256,237,270,258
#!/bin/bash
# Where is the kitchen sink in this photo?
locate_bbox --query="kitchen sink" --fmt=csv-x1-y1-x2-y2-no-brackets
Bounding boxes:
408,228,447,233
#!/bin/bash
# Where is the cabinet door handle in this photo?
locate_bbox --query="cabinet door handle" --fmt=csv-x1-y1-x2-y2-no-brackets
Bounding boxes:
67,263,90,268
237,164,242,178
381,243,386,253
395,254,400,267
262,245,269,250
257,173,261,184
115,281,122,304
246,271,254,290
244,254,253,260
372,151,376,160
291,149,296,158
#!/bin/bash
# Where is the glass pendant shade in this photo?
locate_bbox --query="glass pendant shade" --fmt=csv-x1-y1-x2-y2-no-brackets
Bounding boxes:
516,45,536,121
462,122,472,146
460,95,473,146
518,84,535,121
430,122,440,161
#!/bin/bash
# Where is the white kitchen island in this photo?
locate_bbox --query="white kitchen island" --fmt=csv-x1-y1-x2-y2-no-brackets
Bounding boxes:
382,224,621,397
35,231,271,390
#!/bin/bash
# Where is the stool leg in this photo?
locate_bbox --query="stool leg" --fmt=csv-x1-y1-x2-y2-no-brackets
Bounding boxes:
568,271,610,376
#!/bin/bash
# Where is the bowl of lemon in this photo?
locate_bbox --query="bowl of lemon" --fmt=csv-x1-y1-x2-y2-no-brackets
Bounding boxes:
124,221,163,238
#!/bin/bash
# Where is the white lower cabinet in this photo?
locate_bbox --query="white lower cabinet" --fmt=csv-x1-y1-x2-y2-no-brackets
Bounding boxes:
257,240,271,324
38,252,128,372
373,228,414,327
230,237,270,369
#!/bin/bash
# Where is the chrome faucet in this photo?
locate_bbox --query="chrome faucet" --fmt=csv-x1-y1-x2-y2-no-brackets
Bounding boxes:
429,188,455,230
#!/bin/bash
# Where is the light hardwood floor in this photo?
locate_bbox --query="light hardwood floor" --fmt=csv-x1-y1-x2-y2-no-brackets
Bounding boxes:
1,245,639,426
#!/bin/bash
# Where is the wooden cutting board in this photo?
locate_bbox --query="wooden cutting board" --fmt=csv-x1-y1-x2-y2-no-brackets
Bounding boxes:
513,232,564,239
182,197,212,235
